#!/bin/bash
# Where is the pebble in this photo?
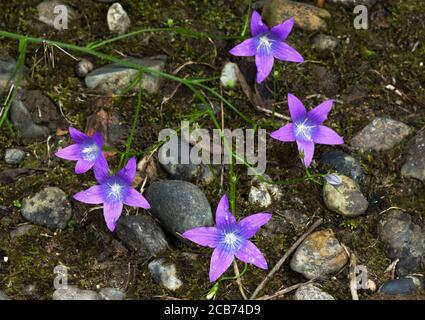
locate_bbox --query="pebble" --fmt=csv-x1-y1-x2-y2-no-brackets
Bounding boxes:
378,210,425,276
263,0,331,32
323,174,368,217
75,59,94,78
145,180,213,236
290,229,349,279
379,276,423,295
4,148,25,165
53,286,101,300
220,62,238,89
294,284,335,300
0,58,25,91
21,187,72,230
11,90,61,144
148,259,183,291
160,137,215,184
351,117,412,152
401,131,425,182
320,150,365,184
115,215,170,258
311,34,339,53
10,223,34,239
85,55,167,94
107,3,131,35
98,288,126,300
248,174,282,209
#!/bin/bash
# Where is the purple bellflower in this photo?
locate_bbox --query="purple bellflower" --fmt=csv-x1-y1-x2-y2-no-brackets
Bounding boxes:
182,194,271,282
229,10,304,83
270,93,344,167
55,127,107,175
73,157,150,232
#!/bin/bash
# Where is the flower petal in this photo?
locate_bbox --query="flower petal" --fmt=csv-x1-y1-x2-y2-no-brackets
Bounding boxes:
69,127,88,144
288,93,307,122
271,17,294,41
103,201,123,232
229,38,256,57
235,240,268,269
238,213,272,239
273,42,304,63
123,188,151,209
250,10,269,36
55,144,81,161
73,185,104,204
182,227,220,248
91,132,104,148
270,123,296,142
307,100,333,125
255,53,274,83
313,125,344,145
75,159,94,174
93,154,110,184
215,194,236,227
209,247,234,282
296,140,315,167
117,157,136,184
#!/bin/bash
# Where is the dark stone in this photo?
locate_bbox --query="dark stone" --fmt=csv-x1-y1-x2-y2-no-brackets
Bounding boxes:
145,180,213,236
116,215,170,258
379,276,423,295
320,150,365,184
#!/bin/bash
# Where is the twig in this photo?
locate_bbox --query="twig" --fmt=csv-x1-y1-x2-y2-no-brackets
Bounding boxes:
250,218,323,300
384,259,399,280
256,279,316,300
345,245,359,300
233,260,248,300
255,105,290,121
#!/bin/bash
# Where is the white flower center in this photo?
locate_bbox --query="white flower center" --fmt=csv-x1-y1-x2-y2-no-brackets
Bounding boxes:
257,35,273,53
295,119,315,141
224,232,238,246
81,143,99,161
107,183,123,201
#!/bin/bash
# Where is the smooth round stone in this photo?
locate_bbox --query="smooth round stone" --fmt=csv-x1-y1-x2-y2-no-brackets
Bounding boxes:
263,0,331,32
75,59,94,78
378,210,425,276
160,137,215,184
99,288,126,300
37,0,78,30
145,180,213,236
379,276,423,295
320,150,365,184
21,187,72,230
351,117,412,152
323,175,368,217
311,34,339,53
290,229,349,279
116,215,170,258
148,259,182,291
107,3,131,35
294,284,335,300
248,174,282,209
401,131,425,182
4,148,25,165
53,286,100,300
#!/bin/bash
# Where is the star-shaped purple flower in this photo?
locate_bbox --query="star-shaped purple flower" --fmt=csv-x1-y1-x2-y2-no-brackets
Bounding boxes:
55,127,107,175
73,157,150,232
182,194,271,282
270,93,344,167
229,10,304,83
